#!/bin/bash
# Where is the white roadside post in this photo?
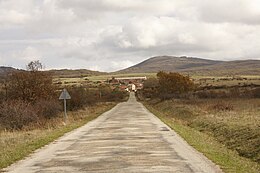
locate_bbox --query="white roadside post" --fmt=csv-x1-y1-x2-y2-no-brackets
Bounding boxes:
59,88,71,125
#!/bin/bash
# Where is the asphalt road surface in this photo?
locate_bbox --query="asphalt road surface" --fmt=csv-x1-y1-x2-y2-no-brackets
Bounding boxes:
4,93,222,173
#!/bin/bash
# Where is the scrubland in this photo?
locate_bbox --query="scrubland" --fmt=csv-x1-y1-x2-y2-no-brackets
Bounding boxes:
0,61,129,170
139,71,260,173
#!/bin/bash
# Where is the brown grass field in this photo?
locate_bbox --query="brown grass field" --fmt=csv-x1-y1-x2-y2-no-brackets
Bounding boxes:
136,73,260,172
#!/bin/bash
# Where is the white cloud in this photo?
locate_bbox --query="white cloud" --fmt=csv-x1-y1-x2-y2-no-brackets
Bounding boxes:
112,60,134,70
19,46,42,61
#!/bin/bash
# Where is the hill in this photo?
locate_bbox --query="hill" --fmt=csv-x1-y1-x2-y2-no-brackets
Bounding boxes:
0,66,107,81
0,66,18,81
49,69,107,78
116,56,260,76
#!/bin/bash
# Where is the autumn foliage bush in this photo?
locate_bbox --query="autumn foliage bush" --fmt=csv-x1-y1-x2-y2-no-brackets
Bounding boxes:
157,71,195,99
140,71,195,100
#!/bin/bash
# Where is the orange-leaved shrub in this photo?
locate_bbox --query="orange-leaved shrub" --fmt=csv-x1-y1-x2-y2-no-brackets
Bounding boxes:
157,71,195,99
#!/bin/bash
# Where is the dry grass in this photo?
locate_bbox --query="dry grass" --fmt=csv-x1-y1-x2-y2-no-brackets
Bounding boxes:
145,98,260,164
145,103,260,173
193,75,260,87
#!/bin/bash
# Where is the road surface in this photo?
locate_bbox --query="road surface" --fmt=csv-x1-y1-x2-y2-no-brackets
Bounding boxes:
4,93,222,173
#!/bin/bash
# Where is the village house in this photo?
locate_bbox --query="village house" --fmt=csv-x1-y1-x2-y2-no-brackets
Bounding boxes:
108,76,147,92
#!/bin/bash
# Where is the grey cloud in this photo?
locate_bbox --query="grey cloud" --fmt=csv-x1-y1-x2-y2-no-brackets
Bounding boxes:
0,0,260,71
197,0,260,25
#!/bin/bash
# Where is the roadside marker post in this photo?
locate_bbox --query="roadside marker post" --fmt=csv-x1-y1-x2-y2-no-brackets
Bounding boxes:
59,88,71,125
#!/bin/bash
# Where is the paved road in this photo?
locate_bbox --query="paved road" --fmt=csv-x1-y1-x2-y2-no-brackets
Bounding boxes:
5,93,222,173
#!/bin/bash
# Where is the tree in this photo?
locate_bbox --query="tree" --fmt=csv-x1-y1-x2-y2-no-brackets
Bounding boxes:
157,71,194,99
8,61,56,102
27,60,43,72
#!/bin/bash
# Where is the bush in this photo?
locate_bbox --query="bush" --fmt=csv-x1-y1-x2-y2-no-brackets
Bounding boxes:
0,100,38,130
157,71,195,100
7,61,56,103
34,99,62,119
142,78,159,98
67,87,97,110
99,86,128,102
196,90,228,99
251,88,260,98
211,102,234,111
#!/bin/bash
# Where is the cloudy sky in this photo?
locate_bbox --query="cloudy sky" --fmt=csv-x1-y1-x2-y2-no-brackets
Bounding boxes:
0,0,260,71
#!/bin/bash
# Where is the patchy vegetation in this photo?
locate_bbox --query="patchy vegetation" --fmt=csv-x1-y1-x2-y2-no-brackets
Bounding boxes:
0,61,128,169
145,103,260,173
0,61,128,131
138,71,260,172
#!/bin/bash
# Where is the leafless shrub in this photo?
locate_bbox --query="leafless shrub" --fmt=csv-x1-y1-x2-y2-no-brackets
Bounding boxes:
251,87,260,98
211,102,234,111
34,99,62,119
0,100,39,130
67,86,97,110
7,61,56,103
196,90,228,99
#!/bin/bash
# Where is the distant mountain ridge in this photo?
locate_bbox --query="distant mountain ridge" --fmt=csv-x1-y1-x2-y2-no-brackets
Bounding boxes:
1,56,259,77
0,66,18,77
49,69,107,78
0,66,106,79
116,56,260,75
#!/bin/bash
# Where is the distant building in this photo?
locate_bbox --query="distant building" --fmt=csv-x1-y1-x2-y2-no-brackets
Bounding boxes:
109,76,147,92
128,83,136,92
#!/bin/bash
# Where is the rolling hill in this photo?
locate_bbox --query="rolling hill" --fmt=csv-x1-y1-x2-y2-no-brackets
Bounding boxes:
116,56,260,76
0,67,107,80
49,69,107,78
0,66,18,79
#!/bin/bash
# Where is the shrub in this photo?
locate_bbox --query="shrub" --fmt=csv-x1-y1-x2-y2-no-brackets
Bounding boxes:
99,86,128,102
211,102,234,111
251,88,260,98
196,90,227,99
142,78,159,98
7,61,56,102
67,86,97,110
157,71,195,100
34,99,62,119
0,100,38,130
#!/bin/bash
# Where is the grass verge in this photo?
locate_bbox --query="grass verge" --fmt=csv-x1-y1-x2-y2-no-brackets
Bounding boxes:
144,102,260,173
0,102,116,170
